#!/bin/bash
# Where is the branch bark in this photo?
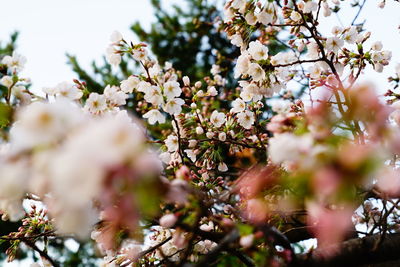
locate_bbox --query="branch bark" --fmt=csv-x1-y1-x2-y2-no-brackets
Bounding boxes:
296,233,400,267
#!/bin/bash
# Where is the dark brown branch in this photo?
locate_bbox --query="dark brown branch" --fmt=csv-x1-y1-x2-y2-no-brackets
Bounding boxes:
137,236,172,259
296,233,400,267
24,239,60,267
272,59,324,68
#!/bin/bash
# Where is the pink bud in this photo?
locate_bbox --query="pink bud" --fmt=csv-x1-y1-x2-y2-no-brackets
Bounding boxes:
159,214,177,228
240,234,254,248
183,76,190,86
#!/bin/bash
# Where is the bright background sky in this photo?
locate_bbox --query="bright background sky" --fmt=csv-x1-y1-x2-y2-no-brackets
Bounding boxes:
0,0,154,91
0,0,400,266
0,0,399,93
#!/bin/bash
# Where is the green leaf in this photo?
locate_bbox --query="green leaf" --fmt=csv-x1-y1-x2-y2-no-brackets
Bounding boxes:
0,102,12,128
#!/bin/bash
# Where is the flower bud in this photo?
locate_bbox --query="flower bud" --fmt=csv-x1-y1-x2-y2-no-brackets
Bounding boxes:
0,76,13,88
110,30,123,43
196,90,204,97
195,81,202,88
196,127,204,135
183,76,190,86
206,131,214,139
218,132,226,141
218,162,228,172
159,214,177,228
207,86,218,96
240,234,254,248
371,41,383,51
201,172,209,180
188,139,198,148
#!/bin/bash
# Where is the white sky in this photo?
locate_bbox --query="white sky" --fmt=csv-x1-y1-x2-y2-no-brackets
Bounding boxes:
316,0,400,94
0,0,154,91
0,0,399,93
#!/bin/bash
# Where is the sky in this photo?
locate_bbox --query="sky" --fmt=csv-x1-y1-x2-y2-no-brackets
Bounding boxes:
0,0,154,91
0,0,400,93
316,0,400,94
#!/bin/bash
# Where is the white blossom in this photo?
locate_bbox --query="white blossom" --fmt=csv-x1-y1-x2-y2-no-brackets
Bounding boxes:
371,41,383,51
342,26,358,44
211,64,221,76
85,93,107,114
184,149,197,162
159,151,172,164
230,34,244,49
331,26,343,36
245,12,257,25
49,116,150,238
306,42,320,60
248,63,266,82
235,52,251,78
104,85,128,106
231,0,247,13
326,36,344,54
210,110,226,128
309,65,322,79
231,98,246,113
132,49,147,61
237,110,255,129
143,109,166,125
2,52,27,72
268,133,314,164
144,86,164,106
290,11,302,22
54,82,83,100
0,76,13,88
110,30,123,43
302,1,318,13
106,45,121,66
271,100,291,114
257,6,275,25
322,2,332,17
163,81,181,100
0,160,28,221
195,81,202,88
149,64,162,78
165,135,179,152
200,221,214,232
148,227,181,261
163,98,184,115
120,76,140,93
248,40,269,61
11,100,82,151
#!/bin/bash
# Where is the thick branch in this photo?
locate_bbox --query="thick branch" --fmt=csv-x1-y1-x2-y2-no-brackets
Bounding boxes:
296,233,400,267
24,239,60,267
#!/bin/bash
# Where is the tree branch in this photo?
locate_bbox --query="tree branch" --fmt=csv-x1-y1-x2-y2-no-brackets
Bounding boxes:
296,233,400,267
